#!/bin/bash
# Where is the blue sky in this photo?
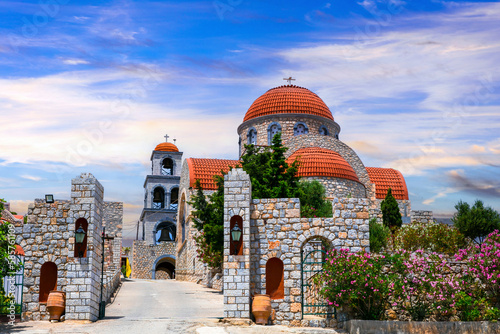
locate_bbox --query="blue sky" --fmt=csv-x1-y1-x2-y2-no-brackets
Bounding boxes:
1,0,499,240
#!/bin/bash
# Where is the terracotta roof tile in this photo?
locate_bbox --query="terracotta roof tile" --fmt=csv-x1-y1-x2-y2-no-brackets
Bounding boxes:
187,158,241,190
366,167,409,200
244,85,334,122
287,147,360,182
155,142,179,152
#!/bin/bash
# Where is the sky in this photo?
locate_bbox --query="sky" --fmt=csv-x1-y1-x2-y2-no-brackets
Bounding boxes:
1,0,499,241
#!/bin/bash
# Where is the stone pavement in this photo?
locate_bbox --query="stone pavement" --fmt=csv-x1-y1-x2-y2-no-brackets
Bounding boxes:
0,279,343,334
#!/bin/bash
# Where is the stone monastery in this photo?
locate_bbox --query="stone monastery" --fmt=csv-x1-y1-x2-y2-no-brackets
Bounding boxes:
131,83,433,325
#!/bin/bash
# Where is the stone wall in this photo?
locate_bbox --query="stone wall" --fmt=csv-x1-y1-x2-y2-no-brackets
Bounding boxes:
302,176,366,199
131,240,176,279
411,210,434,224
103,202,123,272
222,168,370,326
176,160,213,284
17,173,121,322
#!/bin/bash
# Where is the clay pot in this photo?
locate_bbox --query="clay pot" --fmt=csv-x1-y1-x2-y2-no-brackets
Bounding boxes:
47,291,66,321
252,294,272,325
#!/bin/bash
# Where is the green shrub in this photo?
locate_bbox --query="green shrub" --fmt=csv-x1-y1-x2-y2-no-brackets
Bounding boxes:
369,218,390,253
391,221,467,254
298,180,332,218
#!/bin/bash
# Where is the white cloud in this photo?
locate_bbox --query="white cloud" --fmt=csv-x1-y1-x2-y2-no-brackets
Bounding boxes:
20,175,42,181
62,59,90,65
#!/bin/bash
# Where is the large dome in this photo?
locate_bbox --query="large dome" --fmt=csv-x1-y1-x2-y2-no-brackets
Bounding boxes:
287,147,359,182
243,85,334,122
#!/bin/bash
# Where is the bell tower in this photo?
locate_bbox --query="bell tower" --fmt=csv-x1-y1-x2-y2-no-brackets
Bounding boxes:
139,135,183,244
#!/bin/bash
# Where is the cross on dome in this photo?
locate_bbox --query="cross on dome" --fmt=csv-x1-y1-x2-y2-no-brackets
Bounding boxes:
283,76,295,85
164,134,169,142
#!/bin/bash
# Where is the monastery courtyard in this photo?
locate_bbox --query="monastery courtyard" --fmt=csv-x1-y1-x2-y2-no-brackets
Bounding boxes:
1,279,340,334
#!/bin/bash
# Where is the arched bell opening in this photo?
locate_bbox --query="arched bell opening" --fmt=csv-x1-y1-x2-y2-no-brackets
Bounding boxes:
152,186,165,209
155,221,176,244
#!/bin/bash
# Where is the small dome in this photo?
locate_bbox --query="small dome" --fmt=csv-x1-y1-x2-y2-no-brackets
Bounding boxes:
287,147,359,182
243,85,334,122
155,142,179,152
366,167,409,200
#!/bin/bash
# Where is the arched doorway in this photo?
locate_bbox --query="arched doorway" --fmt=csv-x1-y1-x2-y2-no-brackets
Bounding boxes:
152,255,176,280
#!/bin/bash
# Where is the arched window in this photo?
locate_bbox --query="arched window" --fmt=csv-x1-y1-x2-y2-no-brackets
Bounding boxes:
267,122,281,145
155,221,176,243
294,122,309,136
39,262,57,303
74,218,88,258
169,187,179,210
161,158,173,175
266,257,284,299
230,215,243,255
334,132,339,139
319,126,329,136
247,128,257,145
153,187,165,209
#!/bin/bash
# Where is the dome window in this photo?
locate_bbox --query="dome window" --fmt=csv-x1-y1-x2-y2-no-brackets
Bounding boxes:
152,187,165,209
267,122,282,145
294,122,309,136
247,128,257,145
162,158,174,175
319,126,329,136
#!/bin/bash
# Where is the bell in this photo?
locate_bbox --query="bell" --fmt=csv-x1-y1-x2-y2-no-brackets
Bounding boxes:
158,229,172,242
153,192,163,202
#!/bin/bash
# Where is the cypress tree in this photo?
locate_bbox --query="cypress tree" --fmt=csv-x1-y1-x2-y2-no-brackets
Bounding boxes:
381,188,402,233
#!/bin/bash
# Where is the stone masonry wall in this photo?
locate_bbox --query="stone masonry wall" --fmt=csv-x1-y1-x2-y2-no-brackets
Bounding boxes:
223,169,252,319
132,240,176,279
176,160,213,284
103,202,123,272
17,173,115,322
248,197,370,326
411,210,434,224
302,176,366,199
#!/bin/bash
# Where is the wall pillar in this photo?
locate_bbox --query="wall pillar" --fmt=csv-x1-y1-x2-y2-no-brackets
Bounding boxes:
223,168,251,319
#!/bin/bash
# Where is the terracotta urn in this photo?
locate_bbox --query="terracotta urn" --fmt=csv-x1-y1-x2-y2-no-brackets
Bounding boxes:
252,294,272,325
46,290,66,321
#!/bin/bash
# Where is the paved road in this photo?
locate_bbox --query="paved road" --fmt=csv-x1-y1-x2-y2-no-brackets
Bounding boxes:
1,279,340,334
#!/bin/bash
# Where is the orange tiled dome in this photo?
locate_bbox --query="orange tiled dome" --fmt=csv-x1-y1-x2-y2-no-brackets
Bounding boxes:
287,148,359,182
155,142,179,152
243,85,334,122
366,167,409,200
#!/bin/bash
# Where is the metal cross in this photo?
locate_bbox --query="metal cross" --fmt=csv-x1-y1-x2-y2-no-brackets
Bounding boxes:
164,134,169,142
283,77,295,84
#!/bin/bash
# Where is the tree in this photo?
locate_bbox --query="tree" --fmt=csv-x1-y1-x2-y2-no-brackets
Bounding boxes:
381,188,402,234
297,180,332,218
190,176,225,269
241,132,300,199
369,218,390,253
452,199,500,245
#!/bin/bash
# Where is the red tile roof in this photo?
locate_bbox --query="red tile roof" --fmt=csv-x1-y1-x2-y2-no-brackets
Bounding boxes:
187,158,241,190
243,85,334,122
155,142,179,152
287,148,360,182
366,167,409,200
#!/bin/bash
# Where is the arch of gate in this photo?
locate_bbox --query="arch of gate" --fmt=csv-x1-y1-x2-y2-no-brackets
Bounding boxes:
151,254,176,279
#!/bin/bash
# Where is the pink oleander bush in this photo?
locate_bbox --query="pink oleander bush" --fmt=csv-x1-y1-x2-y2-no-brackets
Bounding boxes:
315,230,500,321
